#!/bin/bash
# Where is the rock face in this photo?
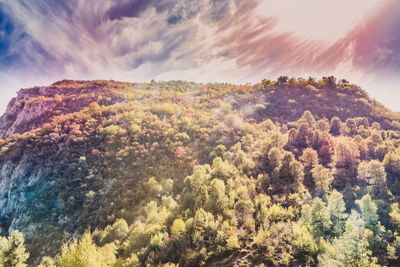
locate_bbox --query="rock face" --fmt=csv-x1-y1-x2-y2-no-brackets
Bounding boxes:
0,159,47,231
0,158,52,263
0,80,124,139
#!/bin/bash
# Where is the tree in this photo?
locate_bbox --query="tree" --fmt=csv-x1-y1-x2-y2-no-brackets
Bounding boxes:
255,222,295,265
329,116,342,136
312,131,334,166
293,122,313,150
300,148,319,190
356,194,379,231
181,165,211,213
100,218,129,245
316,118,330,132
277,76,289,84
291,222,317,264
384,148,400,177
211,157,236,181
171,218,186,241
357,160,387,195
339,79,350,86
346,118,358,136
327,190,348,236
333,136,360,184
310,198,332,238
327,211,378,266
299,110,316,128
57,232,116,267
389,203,400,231
300,148,319,169
311,164,334,195
270,151,304,194
322,76,337,88
353,135,369,160
192,208,219,251
355,194,386,254
0,230,29,267
88,102,101,114
206,178,228,215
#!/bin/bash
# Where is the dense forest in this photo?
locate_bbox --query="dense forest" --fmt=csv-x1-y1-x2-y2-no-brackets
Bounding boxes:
1,77,400,266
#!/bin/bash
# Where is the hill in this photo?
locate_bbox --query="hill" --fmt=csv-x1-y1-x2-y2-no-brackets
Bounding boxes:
0,78,400,266
0,77,399,140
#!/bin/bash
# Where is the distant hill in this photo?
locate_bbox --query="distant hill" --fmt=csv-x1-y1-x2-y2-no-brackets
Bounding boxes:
1,78,400,266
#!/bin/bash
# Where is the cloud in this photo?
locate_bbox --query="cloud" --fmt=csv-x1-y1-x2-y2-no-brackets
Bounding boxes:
0,0,263,80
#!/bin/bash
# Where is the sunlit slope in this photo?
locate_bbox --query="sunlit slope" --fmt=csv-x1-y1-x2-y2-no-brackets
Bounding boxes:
0,78,399,265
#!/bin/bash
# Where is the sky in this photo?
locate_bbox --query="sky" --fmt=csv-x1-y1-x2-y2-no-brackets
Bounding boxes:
0,0,399,112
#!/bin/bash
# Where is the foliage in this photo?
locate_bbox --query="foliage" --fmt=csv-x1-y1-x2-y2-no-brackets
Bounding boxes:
0,78,399,266
57,233,116,267
0,231,29,267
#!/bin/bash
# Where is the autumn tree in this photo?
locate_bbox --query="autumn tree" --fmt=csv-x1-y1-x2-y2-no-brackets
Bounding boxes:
311,164,334,196
333,136,360,186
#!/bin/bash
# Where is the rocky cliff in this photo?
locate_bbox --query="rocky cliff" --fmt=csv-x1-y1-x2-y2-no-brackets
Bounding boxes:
0,80,125,139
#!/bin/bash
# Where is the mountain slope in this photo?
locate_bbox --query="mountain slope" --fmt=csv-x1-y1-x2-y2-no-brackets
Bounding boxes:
0,78,400,266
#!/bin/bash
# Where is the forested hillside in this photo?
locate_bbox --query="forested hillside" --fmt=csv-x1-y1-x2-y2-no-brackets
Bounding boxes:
1,77,400,266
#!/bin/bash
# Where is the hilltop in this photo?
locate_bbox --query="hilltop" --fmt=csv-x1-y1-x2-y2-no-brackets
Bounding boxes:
0,77,399,140
0,78,400,266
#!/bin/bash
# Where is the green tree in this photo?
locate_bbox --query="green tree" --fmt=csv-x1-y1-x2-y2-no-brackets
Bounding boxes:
356,194,379,231
327,211,378,266
300,148,319,190
88,102,101,114
206,178,229,215
389,203,400,231
171,219,186,241
292,222,317,265
333,136,360,186
356,194,386,254
310,198,332,238
0,230,29,267
57,232,116,267
181,165,211,213
327,190,348,236
100,218,129,245
270,151,304,194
